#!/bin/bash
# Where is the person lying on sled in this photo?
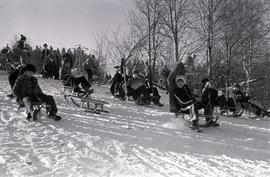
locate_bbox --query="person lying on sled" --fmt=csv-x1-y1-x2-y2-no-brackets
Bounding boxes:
60,59,93,96
172,75,219,130
13,64,61,121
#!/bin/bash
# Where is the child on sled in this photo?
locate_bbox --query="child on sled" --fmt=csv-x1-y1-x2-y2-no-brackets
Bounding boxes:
12,64,61,121
172,75,219,131
60,59,93,96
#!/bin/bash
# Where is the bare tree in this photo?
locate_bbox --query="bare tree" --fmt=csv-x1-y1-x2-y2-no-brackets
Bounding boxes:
158,0,192,62
190,0,232,78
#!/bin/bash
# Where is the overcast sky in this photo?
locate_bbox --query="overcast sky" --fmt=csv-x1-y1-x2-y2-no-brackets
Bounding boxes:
0,0,134,51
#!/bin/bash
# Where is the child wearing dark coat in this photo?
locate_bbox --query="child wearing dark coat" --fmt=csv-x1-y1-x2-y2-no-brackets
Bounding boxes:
13,64,61,121
172,75,219,130
60,59,93,95
172,75,199,130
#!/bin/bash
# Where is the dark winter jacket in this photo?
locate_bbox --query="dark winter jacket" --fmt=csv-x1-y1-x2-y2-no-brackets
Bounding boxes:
160,62,187,91
60,66,72,80
15,40,26,50
43,58,57,71
172,85,194,108
83,59,93,71
42,49,50,59
13,74,43,101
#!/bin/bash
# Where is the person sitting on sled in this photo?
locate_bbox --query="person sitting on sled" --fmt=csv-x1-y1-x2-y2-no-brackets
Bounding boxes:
110,66,126,100
13,64,61,121
172,75,199,130
126,69,163,106
172,75,219,130
201,78,228,114
60,59,93,96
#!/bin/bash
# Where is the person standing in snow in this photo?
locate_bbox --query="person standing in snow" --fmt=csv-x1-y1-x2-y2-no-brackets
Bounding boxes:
159,54,195,112
1,34,31,98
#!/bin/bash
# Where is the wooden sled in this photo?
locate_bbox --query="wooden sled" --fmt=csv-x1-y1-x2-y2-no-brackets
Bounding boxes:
174,95,219,129
63,86,109,114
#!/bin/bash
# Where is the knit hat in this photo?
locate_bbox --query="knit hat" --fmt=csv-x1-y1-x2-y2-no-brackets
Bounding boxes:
175,75,186,86
182,55,194,65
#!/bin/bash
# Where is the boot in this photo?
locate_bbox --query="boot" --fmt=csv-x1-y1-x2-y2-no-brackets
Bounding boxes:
48,114,61,121
205,118,219,127
32,109,39,121
154,101,164,107
26,113,32,120
189,120,201,132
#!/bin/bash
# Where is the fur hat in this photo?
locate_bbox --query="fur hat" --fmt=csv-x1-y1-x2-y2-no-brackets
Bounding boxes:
22,64,36,73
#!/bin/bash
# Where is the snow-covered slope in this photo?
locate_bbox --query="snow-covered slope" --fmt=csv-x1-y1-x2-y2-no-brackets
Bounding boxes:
0,72,269,177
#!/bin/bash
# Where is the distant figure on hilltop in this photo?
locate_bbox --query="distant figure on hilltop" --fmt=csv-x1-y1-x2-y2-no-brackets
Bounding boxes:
41,43,50,61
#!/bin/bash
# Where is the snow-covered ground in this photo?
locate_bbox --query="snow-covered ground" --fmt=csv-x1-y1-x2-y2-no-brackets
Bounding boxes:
0,72,269,177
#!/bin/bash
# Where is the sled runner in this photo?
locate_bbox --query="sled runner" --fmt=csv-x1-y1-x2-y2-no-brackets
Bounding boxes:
175,110,219,132
63,86,109,114
174,94,219,132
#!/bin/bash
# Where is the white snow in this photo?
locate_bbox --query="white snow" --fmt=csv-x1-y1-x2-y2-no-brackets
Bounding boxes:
0,72,269,177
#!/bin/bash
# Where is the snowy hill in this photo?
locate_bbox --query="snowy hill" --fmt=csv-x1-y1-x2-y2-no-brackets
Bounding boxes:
0,72,269,177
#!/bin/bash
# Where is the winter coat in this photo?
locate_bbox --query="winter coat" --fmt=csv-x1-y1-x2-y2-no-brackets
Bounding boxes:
83,59,93,71
13,74,43,101
160,62,187,92
15,40,26,50
172,85,194,109
42,49,50,59
60,66,72,80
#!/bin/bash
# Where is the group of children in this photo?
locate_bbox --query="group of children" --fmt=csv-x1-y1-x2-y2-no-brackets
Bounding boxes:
2,35,268,127
110,65,163,107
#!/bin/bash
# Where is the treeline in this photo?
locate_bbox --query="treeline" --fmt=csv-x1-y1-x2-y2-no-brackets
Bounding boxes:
96,0,270,106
